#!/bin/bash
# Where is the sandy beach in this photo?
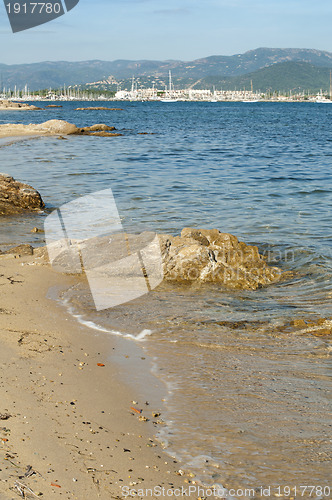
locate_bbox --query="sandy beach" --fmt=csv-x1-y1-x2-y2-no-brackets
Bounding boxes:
0,250,200,500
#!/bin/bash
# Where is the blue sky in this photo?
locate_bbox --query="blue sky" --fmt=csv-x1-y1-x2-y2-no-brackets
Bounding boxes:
1,0,332,64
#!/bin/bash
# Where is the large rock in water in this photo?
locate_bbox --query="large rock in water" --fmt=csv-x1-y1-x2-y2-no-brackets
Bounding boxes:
0,119,77,137
34,119,78,135
160,228,281,289
0,174,45,215
45,228,280,290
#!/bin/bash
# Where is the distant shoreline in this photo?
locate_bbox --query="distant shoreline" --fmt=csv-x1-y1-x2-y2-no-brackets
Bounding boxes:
1,97,331,105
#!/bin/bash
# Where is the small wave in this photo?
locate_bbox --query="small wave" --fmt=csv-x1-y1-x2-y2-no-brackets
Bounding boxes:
267,176,313,181
297,189,332,195
62,297,153,342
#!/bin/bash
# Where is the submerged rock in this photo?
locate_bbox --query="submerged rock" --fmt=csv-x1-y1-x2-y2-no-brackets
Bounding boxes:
289,316,332,337
160,228,281,289
75,107,123,111
75,124,122,137
89,131,122,137
79,124,116,132
0,174,45,215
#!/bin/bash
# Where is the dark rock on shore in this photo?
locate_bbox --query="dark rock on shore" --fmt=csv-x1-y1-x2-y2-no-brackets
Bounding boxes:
160,228,281,289
0,174,45,215
2,244,34,256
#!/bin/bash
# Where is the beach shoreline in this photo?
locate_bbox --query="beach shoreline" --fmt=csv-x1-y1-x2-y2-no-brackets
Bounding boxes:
1,101,331,499
0,251,203,500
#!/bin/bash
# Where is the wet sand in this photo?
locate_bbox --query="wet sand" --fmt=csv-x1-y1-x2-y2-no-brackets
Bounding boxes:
0,250,201,499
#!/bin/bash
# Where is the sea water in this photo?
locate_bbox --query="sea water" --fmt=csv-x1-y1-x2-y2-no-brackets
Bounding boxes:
1,101,331,495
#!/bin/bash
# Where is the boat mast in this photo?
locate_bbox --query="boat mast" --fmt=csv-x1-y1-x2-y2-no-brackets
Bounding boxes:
330,70,332,100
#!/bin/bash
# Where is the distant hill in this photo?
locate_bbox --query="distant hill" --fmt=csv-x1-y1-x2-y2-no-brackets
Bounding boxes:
1,47,332,91
198,62,332,93
86,62,332,95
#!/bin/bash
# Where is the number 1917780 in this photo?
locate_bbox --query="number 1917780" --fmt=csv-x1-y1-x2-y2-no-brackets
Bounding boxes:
6,2,62,14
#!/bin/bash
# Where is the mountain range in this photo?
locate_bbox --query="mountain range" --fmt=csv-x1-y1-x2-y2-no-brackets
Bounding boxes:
1,48,332,92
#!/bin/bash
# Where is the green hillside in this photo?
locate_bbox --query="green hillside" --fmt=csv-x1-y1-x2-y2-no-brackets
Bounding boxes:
198,62,332,93
83,62,332,95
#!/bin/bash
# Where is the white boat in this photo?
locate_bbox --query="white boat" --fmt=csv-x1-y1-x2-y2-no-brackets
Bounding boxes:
315,72,332,103
161,71,179,102
160,98,179,102
315,98,332,103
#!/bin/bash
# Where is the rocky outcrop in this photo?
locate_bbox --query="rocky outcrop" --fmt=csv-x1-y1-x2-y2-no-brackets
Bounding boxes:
36,120,79,134
0,100,41,110
45,227,281,290
2,244,34,256
0,119,75,137
0,120,121,138
79,124,115,132
160,228,281,289
0,174,45,215
75,124,122,137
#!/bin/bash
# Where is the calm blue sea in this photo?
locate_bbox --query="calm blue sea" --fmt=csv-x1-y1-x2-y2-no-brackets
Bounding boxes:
1,101,331,496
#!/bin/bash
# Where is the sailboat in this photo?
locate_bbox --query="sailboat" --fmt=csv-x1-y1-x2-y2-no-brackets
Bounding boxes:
210,85,218,102
242,80,259,102
160,71,179,102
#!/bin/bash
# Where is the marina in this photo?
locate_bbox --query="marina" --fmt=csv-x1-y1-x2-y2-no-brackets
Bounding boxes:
1,72,332,103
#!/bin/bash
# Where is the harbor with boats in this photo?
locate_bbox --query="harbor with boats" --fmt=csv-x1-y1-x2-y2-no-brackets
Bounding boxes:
1,71,332,103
